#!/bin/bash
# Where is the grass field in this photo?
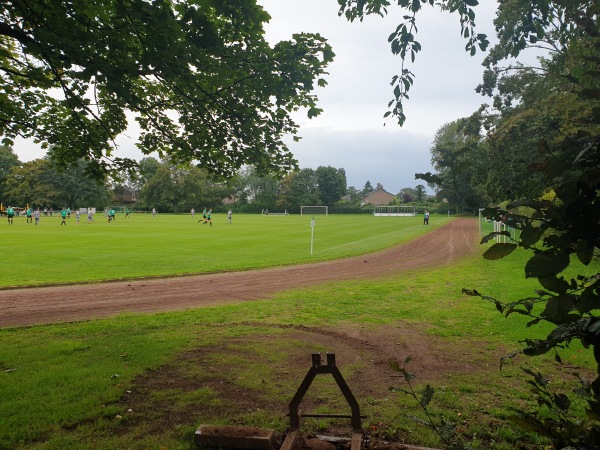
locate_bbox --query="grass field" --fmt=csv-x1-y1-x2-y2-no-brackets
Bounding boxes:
1,212,450,287
1,214,597,449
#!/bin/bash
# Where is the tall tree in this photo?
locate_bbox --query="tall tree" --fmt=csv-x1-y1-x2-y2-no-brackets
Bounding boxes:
131,157,161,191
277,168,319,211
234,167,279,210
414,184,426,202
421,118,483,213
397,187,416,203
362,180,373,195
4,157,110,207
0,145,21,198
345,186,362,204
139,162,226,213
316,166,346,206
0,1,333,179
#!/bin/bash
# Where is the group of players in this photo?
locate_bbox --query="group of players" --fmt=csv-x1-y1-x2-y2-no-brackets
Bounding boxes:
191,207,233,226
4,205,232,225
2,206,132,225
4,206,44,225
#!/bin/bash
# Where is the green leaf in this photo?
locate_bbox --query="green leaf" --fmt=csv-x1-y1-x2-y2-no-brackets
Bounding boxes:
537,276,571,295
541,295,575,323
525,253,570,279
577,246,594,265
419,384,434,408
483,243,517,260
480,231,509,244
462,288,480,297
307,107,322,118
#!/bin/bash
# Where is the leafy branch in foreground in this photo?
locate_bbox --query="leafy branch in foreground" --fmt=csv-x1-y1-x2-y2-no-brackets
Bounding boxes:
0,1,334,179
337,0,489,126
464,137,600,446
508,368,600,450
389,357,470,450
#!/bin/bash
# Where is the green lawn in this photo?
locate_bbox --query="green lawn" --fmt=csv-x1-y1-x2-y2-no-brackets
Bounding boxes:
1,212,450,287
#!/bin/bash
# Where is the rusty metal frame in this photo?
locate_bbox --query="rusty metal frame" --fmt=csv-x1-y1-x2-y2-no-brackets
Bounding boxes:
281,353,364,450
288,353,362,430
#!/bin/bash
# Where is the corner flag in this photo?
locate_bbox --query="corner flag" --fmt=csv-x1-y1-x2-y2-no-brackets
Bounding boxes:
310,215,315,254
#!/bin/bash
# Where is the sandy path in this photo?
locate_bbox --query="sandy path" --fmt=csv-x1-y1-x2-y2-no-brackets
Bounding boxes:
0,218,478,328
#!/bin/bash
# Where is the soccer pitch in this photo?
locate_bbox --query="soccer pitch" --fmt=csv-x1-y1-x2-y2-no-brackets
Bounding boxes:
2,212,450,287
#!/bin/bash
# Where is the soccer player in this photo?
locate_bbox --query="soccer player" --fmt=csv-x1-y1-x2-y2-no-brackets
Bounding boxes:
199,207,207,224
60,207,67,225
125,208,130,218
108,208,116,222
6,206,14,224
34,208,40,225
25,207,32,223
191,208,195,219
66,207,71,219
75,210,80,224
227,209,232,224
87,208,94,224
152,208,157,219
207,209,213,227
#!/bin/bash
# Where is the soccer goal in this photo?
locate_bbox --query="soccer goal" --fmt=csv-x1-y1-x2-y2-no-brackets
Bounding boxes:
479,208,520,242
301,206,328,215
261,209,288,216
373,205,416,216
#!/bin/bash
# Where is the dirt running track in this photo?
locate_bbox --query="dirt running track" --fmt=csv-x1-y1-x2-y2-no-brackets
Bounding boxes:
0,218,478,328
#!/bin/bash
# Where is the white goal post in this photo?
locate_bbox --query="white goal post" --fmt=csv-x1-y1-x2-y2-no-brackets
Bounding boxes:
301,206,328,215
479,208,519,242
373,205,416,216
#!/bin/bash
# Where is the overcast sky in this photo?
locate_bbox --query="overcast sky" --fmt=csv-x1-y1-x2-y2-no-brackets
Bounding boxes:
257,0,500,193
13,1,500,195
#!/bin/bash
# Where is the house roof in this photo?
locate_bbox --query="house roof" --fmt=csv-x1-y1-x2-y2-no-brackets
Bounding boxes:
362,188,394,198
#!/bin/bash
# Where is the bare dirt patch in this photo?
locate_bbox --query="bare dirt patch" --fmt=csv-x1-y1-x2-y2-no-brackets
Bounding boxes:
0,218,477,328
115,322,500,449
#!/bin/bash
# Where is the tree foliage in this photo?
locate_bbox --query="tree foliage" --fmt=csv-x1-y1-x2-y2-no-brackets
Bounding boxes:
3,157,110,207
138,161,227,213
277,168,320,211
0,0,334,179
0,144,20,198
316,165,347,206
418,117,483,212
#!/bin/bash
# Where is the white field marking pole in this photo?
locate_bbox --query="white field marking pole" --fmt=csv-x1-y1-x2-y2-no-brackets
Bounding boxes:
310,215,315,255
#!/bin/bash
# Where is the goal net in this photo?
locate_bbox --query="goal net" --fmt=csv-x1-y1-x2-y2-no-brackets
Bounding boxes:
301,206,328,215
261,209,288,216
373,205,415,216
